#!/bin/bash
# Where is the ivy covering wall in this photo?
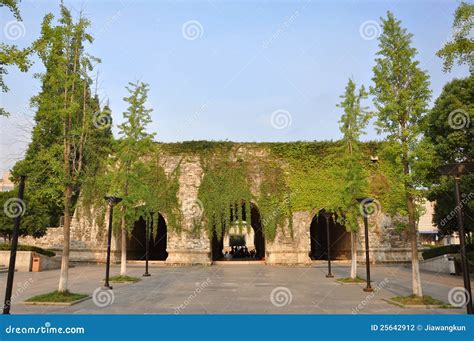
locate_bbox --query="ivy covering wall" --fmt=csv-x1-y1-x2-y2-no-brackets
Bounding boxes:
157,140,407,241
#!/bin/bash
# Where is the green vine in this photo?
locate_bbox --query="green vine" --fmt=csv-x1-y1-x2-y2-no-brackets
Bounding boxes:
80,141,406,240
198,156,252,240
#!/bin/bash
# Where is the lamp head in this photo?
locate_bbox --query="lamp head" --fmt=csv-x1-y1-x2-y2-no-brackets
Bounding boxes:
104,196,122,206
438,162,474,177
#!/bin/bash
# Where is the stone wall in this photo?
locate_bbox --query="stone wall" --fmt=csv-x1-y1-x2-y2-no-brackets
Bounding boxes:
20,144,414,265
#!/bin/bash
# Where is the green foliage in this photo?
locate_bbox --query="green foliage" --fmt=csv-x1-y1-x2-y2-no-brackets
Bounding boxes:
0,0,21,19
12,3,106,229
336,78,371,232
0,244,55,257
111,81,155,226
25,291,87,303
437,2,474,73
140,150,181,233
370,11,432,226
108,275,140,283
0,190,49,240
198,157,253,239
422,244,474,260
423,76,474,234
0,0,32,116
256,162,292,240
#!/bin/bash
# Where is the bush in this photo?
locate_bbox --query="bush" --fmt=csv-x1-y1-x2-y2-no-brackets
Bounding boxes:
421,244,474,260
0,244,55,257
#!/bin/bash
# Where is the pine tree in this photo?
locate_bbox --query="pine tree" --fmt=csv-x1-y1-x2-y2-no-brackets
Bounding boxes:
371,12,431,297
337,78,370,279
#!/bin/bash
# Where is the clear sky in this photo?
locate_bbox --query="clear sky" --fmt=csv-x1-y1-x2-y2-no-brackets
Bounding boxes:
0,0,469,173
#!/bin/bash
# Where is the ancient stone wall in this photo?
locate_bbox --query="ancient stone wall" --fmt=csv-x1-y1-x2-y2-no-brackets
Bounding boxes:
21,144,413,265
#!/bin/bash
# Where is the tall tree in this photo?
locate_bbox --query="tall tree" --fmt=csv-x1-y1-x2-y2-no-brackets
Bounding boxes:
108,81,155,276
0,0,32,116
371,12,431,297
13,4,102,292
437,2,474,73
423,76,473,236
337,78,370,279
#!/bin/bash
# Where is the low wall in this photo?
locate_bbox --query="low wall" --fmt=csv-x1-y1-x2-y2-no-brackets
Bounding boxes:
356,248,415,263
419,254,455,274
0,251,32,271
0,251,60,272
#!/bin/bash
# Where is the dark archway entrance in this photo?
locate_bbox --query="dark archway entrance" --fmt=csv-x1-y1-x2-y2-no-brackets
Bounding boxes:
309,210,351,260
211,203,265,261
128,213,168,260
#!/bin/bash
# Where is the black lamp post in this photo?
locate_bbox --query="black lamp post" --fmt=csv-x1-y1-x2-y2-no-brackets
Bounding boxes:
104,196,122,289
321,211,334,278
356,197,374,292
3,175,26,315
438,162,474,314
143,211,153,277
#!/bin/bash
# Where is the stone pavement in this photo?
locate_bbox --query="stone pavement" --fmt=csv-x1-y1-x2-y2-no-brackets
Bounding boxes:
0,263,469,314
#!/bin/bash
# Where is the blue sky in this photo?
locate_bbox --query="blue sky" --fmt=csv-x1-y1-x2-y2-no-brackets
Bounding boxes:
0,0,469,173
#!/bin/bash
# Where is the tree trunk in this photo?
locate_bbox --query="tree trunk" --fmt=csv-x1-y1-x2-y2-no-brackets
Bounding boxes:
58,184,73,292
407,192,423,296
350,231,357,279
402,150,423,297
120,213,127,276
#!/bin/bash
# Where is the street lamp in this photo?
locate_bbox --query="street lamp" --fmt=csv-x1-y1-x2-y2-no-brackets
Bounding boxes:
321,211,334,278
104,195,122,289
3,175,26,315
356,197,374,292
143,210,153,277
438,162,474,314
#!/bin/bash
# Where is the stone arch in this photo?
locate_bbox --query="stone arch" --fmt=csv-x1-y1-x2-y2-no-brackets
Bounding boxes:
309,209,351,260
127,213,168,261
211,202,265,261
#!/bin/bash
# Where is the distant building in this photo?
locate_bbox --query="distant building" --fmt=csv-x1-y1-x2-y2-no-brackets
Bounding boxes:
418,199,459,246
418,200,439,245
0,172,14,192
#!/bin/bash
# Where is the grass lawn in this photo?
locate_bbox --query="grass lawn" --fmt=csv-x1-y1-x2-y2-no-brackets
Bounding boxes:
390,295,448,306
108,275,140,283
26,291,88,303
336,276,366,283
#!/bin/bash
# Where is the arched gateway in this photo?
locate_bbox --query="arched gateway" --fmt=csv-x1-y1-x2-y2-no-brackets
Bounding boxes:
128,213,168,261
211,203,265,261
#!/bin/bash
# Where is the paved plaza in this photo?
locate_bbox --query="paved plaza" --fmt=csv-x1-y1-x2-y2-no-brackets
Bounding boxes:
0,263,469,314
